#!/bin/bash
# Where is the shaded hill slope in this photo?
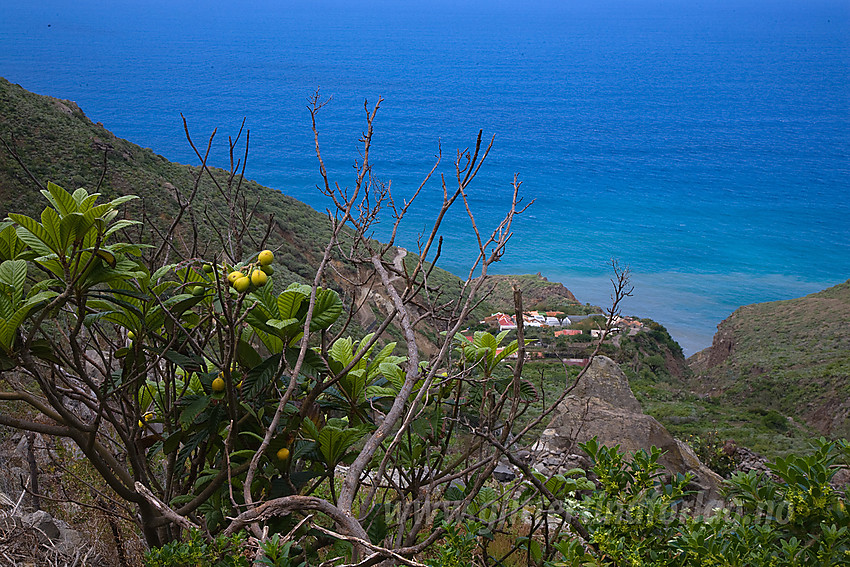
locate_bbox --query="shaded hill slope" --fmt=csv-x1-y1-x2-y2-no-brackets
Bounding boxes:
688,280,850,438
0,77,336,285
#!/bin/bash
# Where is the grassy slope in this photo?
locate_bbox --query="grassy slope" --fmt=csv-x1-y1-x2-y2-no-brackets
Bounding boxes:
607,321,808,459
472,273,590,314
684,280,850,448
610,282,850,460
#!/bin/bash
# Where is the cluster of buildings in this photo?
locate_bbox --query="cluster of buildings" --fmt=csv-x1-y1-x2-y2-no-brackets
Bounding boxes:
482,311,599,332
481,311,646,337
469,313,648,366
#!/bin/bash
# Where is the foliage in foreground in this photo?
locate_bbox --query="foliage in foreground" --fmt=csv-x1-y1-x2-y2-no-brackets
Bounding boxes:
560,437,850,566
467,438,849,566
140,437,849,566
144,529,304,567
6,182,845,565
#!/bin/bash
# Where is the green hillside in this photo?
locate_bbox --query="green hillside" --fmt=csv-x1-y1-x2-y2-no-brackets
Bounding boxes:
0,76,339,285
688,280,850,439
5,77,844,460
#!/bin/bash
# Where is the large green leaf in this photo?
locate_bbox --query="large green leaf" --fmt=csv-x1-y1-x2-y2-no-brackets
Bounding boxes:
0,293,11,319
364,385,398,399
338,369,367,405
0,320,19,352
368,341,397,369
161,293,205,320
276,288,307,321
266,318,299,331
163,349,205,373
107,194,139,208
310,288,343,331
10,214,55,256
252,327,284,354
329,337,354,367
242,353,283,401
475,331,497,351
39,207,62,251
82,203,113,224
283,347,326,378
249,276,279,313
0,225,25,262
379,362,406,390
103,219,141,239
58,212,86,250
236,338,263,370
0,304,35,351
151,263,179,283
317,424,369,466
179,395,211,428
0,279,54,352
73,187,98,209
492,341,518,365
44,181,78,216
144,305,167,331
0,260,26,297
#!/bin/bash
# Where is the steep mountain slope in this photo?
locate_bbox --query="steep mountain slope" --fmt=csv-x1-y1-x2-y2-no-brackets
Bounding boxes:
688,280,850,438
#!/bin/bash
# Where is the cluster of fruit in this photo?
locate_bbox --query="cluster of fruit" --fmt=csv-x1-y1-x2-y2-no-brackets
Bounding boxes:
224,249,275,293
138,411,156,429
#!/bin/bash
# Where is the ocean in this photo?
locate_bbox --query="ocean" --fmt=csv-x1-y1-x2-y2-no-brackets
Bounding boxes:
1,0,848,355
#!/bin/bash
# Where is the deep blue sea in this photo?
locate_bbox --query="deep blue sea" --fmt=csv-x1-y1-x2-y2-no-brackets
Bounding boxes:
2,0,849,355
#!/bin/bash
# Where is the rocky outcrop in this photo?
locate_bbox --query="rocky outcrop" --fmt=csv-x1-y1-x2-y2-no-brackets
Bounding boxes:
0,429,102,564
531,356,723,495
733,446,772,477
688,316,736,375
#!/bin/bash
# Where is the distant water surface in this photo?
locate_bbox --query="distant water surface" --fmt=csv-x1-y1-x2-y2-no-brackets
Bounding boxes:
1,0,848,355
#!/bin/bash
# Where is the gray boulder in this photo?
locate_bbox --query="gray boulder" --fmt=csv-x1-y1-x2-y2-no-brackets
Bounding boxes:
532,356,723,496
20,509,86,556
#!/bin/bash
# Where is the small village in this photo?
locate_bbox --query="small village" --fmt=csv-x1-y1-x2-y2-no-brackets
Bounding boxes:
481,310,646,336
470,310,648,364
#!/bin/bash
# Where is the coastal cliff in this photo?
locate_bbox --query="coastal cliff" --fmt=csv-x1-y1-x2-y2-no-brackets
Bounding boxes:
688,279,850,438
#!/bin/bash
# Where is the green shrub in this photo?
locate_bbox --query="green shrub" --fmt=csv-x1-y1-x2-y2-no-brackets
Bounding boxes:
255,534,305,567
144,530,250,567
426,521,480,567
553,438,850,566
687,431,738,478
763,409,789,432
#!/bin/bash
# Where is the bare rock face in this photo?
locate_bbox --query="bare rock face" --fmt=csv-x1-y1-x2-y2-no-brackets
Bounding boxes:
532,356,723,495
688,317,736,375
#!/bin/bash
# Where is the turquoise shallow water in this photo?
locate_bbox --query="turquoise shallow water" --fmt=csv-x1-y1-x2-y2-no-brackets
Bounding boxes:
1,0,848,355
